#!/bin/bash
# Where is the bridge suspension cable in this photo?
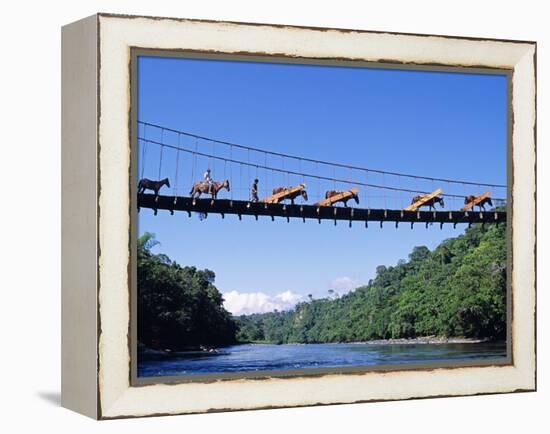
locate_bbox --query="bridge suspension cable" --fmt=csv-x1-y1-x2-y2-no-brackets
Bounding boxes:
138,136,505,201
138,120,507,190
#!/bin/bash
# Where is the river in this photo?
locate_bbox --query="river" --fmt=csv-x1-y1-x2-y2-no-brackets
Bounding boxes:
138,341,506,377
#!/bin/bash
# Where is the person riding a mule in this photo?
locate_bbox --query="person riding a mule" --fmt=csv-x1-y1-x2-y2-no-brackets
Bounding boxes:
203,168,213,194
190,176,230,200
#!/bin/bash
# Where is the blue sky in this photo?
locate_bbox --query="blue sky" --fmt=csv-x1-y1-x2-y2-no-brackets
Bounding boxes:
137,55,507,315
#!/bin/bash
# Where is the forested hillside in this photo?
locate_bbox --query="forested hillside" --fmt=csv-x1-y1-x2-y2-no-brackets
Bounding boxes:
137,233,237,350
236,223,507,343
137,223,506,350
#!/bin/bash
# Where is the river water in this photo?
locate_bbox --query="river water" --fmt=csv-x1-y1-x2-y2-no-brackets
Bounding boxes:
138,341,506,377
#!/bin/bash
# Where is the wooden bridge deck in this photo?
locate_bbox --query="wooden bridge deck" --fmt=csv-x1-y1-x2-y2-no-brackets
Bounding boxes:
138,194,506,225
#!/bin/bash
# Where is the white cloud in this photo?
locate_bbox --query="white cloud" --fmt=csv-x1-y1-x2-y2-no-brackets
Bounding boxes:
223,290,303,315
329,276,361,293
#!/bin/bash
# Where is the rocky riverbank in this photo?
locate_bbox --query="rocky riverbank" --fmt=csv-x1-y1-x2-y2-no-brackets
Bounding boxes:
357,336,491,345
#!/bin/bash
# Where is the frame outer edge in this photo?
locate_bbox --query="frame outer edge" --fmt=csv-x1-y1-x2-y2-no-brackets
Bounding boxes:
61,13,100,419
94,14,537,418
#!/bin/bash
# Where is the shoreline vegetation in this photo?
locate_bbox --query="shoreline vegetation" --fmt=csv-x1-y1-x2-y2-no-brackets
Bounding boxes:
137,222,506,353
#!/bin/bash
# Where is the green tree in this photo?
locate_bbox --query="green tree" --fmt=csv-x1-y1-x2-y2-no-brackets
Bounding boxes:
137,233,237,350
235,224,507,344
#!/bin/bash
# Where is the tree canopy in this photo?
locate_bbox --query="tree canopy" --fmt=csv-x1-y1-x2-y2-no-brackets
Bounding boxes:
137,232,237,350
236,223,507,343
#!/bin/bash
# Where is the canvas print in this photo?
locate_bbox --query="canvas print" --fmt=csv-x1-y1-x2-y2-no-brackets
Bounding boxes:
134,55,509,379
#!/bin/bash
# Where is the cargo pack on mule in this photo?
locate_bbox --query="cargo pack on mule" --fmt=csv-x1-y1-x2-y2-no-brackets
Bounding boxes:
260,183,308,205
461,192,492,212
315,188,360,207
404,189,444,212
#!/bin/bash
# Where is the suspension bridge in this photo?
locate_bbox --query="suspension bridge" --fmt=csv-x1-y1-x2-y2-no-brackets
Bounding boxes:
136,121,507,227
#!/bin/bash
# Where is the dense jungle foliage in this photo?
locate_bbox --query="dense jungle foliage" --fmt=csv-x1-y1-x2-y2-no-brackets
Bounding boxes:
236,223,507,343
138,223,506,350
137,232,237,350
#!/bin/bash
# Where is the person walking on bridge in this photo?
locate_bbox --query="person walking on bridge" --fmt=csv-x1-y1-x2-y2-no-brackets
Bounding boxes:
251,178,259,202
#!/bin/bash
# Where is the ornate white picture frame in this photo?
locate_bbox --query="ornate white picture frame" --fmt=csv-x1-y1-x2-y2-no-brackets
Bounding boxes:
61,13,536,419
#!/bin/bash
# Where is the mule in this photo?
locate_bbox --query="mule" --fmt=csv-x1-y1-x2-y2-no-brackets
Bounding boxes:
325,190,360,207
272,186,308,205
138,178,170,195
189,180,230,199
464,195,493,211
411,194,445,211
